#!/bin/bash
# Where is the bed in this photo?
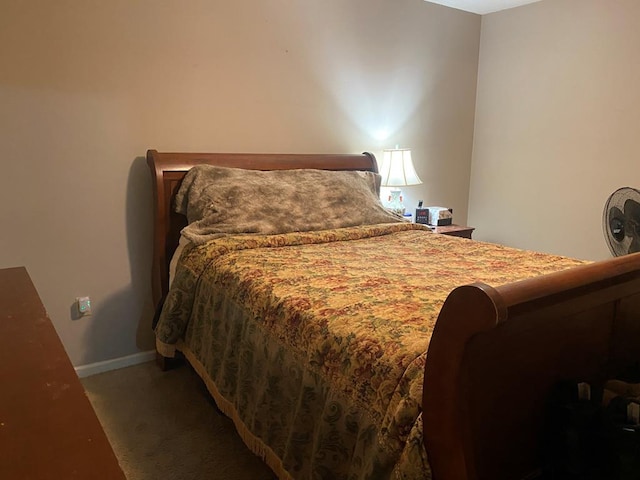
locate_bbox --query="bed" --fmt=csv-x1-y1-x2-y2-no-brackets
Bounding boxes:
147,149,640,480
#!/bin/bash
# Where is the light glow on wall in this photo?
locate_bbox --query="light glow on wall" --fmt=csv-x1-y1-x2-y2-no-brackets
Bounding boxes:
284,1,432,146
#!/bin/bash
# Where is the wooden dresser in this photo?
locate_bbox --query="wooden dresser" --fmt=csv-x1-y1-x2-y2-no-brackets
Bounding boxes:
0,267,125,479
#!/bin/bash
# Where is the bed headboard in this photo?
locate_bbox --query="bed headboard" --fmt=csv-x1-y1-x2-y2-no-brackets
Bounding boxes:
146,149,378,322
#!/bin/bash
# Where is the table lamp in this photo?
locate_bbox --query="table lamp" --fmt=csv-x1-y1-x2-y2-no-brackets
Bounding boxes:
379,147,422,215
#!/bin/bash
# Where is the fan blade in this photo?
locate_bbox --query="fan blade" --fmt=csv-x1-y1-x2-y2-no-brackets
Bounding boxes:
622,197,640,254
624,197,640,233
623,197,640,214
624,197,640,217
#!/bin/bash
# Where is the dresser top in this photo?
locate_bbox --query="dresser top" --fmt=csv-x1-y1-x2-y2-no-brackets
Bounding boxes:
0,267,125,479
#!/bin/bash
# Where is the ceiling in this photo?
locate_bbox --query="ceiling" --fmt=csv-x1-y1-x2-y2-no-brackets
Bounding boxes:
425,0,542,15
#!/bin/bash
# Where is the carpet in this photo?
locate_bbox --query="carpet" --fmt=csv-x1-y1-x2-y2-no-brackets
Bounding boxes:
81,361,277,480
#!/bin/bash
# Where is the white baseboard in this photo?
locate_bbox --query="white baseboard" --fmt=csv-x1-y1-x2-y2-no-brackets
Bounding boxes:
75,350,156,378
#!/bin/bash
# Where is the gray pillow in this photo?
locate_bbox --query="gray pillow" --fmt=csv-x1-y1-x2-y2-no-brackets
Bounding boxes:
175,165,404,244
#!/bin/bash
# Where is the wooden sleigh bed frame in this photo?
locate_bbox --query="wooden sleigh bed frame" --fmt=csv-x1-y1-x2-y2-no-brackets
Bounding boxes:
147,149,640,480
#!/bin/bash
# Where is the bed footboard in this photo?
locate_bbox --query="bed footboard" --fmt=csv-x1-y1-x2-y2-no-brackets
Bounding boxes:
423,253,640,480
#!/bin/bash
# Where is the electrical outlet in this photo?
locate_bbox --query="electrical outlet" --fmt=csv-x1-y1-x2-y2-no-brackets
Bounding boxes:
76,296,92,316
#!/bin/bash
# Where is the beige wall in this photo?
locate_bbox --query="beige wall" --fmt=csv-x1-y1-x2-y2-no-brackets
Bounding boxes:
0,0,480,365
470,0,640,260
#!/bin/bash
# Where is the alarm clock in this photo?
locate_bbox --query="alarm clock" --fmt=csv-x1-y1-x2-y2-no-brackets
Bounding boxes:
415,208,430,224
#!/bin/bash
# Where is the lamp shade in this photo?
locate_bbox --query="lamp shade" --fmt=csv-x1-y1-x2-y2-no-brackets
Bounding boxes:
379,148,422,187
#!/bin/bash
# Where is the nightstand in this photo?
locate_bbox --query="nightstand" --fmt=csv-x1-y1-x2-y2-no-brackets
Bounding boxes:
432,224,475,239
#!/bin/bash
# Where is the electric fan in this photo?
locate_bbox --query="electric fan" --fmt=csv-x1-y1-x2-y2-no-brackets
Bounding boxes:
603,187,640,256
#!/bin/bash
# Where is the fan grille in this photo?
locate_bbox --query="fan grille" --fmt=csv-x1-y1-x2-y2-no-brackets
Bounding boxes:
603,187,640,256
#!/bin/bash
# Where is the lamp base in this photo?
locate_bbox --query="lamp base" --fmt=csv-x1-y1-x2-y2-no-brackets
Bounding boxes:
387,189,405,215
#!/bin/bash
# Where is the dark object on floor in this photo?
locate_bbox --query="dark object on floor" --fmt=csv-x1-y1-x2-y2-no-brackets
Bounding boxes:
542,380,640,480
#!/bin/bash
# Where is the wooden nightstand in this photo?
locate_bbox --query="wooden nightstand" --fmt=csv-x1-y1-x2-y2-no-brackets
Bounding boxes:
432,224,475,239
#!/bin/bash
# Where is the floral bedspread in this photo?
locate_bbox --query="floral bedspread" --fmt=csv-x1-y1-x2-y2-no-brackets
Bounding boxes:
155,223,586,480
